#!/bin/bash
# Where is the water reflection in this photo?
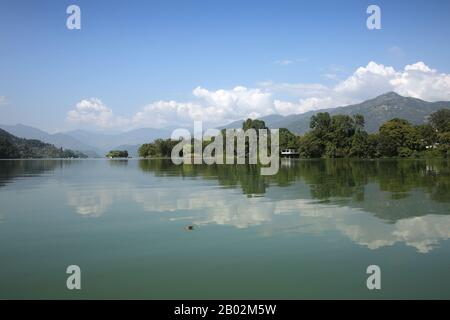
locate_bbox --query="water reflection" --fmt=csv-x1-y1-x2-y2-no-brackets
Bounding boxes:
1,159,450,253
137,158,450,253
139,158,450,210
0,160,64,187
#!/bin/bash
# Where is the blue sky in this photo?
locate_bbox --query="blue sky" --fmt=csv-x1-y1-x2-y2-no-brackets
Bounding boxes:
1,0,450,132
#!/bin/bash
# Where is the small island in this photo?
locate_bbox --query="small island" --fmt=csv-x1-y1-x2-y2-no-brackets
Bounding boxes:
106,150,129,158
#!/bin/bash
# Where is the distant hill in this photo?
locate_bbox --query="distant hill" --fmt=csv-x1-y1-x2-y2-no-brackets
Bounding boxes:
222,92,450,134
0,124,101,157
65,127,174,153
0,128,87,159
219,114,285,130
0,124,174,157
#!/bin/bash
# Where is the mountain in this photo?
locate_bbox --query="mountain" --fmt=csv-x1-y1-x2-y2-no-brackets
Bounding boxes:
0,124,174,157
0,128,87,159
0,124,101,157
222,92,450,134
219,114,286,129
65,127,174,152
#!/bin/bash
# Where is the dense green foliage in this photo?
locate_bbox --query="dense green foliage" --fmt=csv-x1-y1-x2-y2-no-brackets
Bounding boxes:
139,139,179,158
139,119,275,158
298,109,450,158
0,128,87,159
137,109,450,159
106,150,129,158
242,118,267,131
429,109,450,132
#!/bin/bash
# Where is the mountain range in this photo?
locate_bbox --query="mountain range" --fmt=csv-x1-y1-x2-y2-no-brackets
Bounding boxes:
0,128,86,159
0,125,174,157
221,92,450,134
1,92,450,156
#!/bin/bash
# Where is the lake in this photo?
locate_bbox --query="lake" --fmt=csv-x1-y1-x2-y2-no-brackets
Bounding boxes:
0,159,449,299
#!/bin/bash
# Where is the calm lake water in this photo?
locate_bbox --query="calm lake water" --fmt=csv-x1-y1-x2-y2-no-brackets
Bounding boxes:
0,159,449,299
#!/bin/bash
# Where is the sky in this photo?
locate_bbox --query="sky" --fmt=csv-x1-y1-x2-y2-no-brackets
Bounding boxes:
1,0,450,132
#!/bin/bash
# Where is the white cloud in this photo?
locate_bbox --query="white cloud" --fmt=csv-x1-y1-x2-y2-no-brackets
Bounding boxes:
334,61,450,101
67,87,279,129
274,97,336,115
66,61,450,129
392,62,450,101
192,86,275,120
132,100,205,128
0,96,7,106
274,59,293,65
267,61,450,113
67,98,130,128
334,61,398,100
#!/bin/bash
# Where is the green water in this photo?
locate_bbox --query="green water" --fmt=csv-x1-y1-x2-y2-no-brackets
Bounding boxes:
0,159,449,299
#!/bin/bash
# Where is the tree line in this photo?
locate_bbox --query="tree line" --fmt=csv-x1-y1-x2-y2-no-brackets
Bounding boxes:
138,109,450,159
297,109,450,158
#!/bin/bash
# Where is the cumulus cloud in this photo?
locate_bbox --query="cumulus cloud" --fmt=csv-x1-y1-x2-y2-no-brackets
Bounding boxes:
392,62,450,101
334,61,398,100
66,61,450,129
67,98,129,128
266,61,450,113
132,100,205,128
332,60,450,102
130,86,277,128
193,86,275,120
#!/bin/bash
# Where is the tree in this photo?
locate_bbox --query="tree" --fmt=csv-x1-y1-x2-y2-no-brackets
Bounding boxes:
279,128,298,150
366,134,380,158
378,118,414,157
139,139,179,158
242,119,267,131
106,150,128,158
437,132,450,157
429,109,450,133
298,133,324,158
301,113,371,158
353,114,365,131
139,143,157,157
0,136,20,159
415,124,438,149
350,130,369,158
329,114,356,151
310,112,331,139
